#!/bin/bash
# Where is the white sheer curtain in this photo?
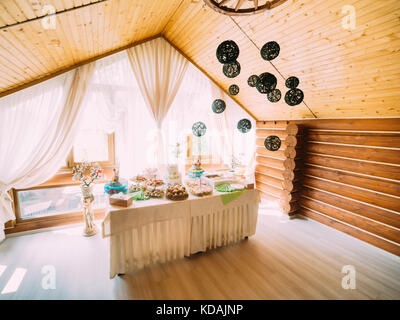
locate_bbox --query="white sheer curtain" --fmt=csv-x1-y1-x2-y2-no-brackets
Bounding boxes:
0,64,95,242
84,51,157,178
163,63,256,175
126,37,188,172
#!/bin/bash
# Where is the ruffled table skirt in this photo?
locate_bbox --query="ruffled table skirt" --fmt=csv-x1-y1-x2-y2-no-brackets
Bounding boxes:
103,190,259,278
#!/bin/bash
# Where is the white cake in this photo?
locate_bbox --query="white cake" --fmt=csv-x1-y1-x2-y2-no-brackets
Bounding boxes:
167,164,181,185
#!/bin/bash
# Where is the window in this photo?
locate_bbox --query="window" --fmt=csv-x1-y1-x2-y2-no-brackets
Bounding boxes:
16,184,107,221
186,134,221,165
63,132,115,169
12,102,116,224
192,135,210,158
64,102,116,168
73,129,110,163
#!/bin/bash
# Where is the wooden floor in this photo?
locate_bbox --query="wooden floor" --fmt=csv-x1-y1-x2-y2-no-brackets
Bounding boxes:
0,203,399,300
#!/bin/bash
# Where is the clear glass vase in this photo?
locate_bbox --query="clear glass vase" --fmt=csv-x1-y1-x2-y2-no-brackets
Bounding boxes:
80,185,97,237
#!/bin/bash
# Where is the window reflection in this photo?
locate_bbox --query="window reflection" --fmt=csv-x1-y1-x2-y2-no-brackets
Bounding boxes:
17,184,106,220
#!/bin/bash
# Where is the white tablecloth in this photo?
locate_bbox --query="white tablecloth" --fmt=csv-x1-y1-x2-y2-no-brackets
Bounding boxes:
102,189,260,278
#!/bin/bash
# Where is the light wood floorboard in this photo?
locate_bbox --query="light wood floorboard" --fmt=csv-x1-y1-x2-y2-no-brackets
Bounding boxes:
0,203,399,300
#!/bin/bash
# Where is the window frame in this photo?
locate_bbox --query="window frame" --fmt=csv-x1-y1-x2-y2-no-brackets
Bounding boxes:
11,132,116,226
186,133,223,165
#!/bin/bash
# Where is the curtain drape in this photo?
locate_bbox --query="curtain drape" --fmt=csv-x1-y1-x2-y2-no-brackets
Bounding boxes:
85,51,157,178
0,63,95,242
126,37,188,172
163,63,256,174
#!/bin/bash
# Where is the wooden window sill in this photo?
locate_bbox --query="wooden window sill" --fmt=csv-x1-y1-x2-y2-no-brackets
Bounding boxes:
5,209,105,235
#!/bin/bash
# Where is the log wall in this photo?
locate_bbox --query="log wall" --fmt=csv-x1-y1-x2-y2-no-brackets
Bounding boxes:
256,118,400,256
255,121,303,215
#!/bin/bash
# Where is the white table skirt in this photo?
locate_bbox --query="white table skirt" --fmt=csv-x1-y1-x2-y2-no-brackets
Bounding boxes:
102,189,260,278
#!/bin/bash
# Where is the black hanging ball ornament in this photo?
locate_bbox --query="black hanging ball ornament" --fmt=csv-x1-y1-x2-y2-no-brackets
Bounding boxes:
260,41,280,61
248,75,259,87
264,135,281,151
216,40,239,64
285,88,304,106
256,81,269,94
192,122,207,137
212,99,226,114
229,84,239,96
285,76,300,89
267,89,281,103
223,61,241,78
256,72,277,93
237,119,252,133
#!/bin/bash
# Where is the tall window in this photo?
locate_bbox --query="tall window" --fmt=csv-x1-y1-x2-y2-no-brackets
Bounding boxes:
14,101,116,222
65,101,116,168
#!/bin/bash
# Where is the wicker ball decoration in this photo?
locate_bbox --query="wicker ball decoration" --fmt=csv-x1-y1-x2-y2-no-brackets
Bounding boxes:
260,41,280,61
267,89,281,103
285,88,304,106
229,84,240,96
264,135,281,151
237,119,252,133
212,99,226,114
256,72,277,94
256,81,269,94
223,60,241,78
285,76,300,89
247,75,259,87
216,40,239,64
192,121,207,137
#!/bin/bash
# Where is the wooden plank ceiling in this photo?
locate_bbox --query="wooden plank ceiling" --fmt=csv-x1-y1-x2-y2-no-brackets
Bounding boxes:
0,0,399,120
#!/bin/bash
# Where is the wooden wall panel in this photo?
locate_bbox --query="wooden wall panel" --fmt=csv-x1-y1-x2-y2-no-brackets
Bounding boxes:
301,207,400,256
289,118,400,256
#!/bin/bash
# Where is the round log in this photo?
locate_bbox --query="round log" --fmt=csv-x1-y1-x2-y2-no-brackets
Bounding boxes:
285,123,299,135
282,179,294,191
285,135,297,147
282,170,295,181
283,158,295,170
284,147,296,159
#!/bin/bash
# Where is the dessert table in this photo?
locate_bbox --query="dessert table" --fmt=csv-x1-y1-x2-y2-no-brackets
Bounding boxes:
102,189,260,278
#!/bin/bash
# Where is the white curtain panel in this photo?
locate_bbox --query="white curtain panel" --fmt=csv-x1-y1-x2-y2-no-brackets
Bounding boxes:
163,63,256,172
126,37,189,171
0,63,95,242
85,51,158,178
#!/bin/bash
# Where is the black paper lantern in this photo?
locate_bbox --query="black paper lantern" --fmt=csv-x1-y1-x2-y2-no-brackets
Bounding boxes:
285,88,304,106
256,72,277,93
267,89,281,103
260,41,280,61
229,84,239,96
237,119,252,133
216,40,239,64
192,122,207,137
212,99,226,114
285,76,300,89
247,75,259,87
223,61,241,78
264,135,281,151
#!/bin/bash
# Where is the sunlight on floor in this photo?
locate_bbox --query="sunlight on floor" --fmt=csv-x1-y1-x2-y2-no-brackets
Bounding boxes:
0,265,6,278
1,268,27,295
